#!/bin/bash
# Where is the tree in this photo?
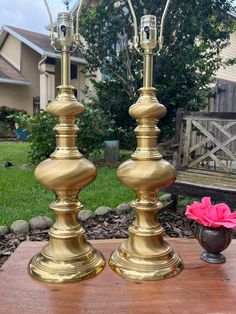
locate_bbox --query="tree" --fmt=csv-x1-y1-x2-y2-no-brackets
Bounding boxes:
63,0,71,10
78,0,236,142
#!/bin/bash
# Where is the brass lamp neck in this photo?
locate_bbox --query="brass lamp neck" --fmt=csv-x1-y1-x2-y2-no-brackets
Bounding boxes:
61,51,71,86
140,14,156,88
143,49,153,88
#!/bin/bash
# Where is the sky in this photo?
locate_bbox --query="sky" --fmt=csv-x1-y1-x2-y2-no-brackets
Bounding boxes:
0,0,78,34
0,0,236,35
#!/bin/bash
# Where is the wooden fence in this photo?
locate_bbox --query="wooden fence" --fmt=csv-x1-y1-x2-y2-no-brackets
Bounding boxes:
176,111,236,173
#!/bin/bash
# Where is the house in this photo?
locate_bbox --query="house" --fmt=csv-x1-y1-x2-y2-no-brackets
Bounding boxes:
210,12,236,113
0,25,88,115
215,12,236,85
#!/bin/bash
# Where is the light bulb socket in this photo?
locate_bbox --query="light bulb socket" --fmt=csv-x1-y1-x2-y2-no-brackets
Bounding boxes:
57,12,74,48
140,15,157,50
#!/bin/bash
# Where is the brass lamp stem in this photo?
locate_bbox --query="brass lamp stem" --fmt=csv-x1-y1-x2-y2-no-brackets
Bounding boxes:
62,51,71,86
143,50,153,88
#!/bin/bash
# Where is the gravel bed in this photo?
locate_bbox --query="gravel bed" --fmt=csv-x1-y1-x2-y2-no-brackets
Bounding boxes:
0,209,196,268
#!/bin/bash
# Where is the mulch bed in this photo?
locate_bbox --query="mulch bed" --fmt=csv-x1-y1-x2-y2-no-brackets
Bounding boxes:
0,209,195,268
2,209,235,268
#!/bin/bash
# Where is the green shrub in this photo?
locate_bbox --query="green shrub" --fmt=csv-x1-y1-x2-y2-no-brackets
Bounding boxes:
9,111,31,130
0,106,29,138
78,105,115,156
28,111,56,164
27,106,115,164
0,106,26,126
0,122,12,137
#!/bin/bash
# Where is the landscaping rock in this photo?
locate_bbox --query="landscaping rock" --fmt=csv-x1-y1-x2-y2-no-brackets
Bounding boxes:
43,216,54,228
1,208,236,269
29,216,54,231
95,206,112,216
11,220,29,234
159,193,172,202
116,203,132,214
0,226,9,236
78,210,94,221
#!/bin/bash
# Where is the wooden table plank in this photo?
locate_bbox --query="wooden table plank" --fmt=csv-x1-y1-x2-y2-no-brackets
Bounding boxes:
0,239,236,314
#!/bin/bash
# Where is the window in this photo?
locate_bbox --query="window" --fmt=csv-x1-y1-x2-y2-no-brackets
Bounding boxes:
46,57,56,65
71,64,77,80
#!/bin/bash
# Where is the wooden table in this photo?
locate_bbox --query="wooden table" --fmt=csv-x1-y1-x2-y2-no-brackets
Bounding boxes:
0,239,236,314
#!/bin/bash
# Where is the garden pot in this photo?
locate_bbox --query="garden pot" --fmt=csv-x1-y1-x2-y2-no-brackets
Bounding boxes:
104,140,119,164
196,225,232,264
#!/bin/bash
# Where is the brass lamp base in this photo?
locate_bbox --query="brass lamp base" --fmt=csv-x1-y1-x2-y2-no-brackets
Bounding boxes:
109,234,183,281
28,237,105,284
109,198,183,281
27,84,106,284
108,86,184,280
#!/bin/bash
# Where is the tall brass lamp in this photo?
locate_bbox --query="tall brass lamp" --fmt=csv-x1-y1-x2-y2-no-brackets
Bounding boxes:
28,0,105,283
109,0,183,280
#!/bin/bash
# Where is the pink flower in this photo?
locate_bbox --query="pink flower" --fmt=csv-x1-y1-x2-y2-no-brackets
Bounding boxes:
185,197,236,228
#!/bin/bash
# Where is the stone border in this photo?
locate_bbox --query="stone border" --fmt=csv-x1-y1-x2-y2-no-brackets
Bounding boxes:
0,194,172,236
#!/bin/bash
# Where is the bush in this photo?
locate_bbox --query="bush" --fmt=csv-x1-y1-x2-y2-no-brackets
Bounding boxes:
78,105,115,156
28,111,56,164
9,111,31,130
0,106,27,124
0,122,12,137
27,106,115,164
86,80,138,150
0,106,27,135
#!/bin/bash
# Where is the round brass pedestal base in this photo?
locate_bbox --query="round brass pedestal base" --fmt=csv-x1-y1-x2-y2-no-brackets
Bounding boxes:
109,241,183,281
28,246,105,284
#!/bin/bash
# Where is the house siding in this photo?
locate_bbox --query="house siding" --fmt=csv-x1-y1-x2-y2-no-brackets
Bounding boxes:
77,64,86,101
55,61,87,102
0,83,32,112
0,43,40,114
55,60,61,90
0,34,21,70
0,26,90,115
215,31,236,83
20,43,41,114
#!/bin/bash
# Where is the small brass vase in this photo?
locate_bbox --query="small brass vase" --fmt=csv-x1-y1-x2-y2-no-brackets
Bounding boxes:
196,225,232,264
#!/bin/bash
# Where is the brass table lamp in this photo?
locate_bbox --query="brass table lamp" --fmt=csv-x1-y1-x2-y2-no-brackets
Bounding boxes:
110,0,183,280
28,0,105,283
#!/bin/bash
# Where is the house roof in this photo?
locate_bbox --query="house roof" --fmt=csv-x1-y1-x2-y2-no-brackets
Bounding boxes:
71,0,96,14
0,55,30,85
0,25,86,64
229,12,236,19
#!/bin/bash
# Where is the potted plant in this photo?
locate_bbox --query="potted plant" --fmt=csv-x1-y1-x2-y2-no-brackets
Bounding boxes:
103,126,123,164
185,197,236,264
8,111,30,141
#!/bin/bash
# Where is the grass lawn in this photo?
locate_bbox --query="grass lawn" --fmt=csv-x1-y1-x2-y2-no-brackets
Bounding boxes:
0,142,134,226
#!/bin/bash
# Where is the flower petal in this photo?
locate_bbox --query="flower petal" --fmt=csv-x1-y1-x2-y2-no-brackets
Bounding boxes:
211,219,236,228
185,197,236,228
201,197,212,206
216,203,232,217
